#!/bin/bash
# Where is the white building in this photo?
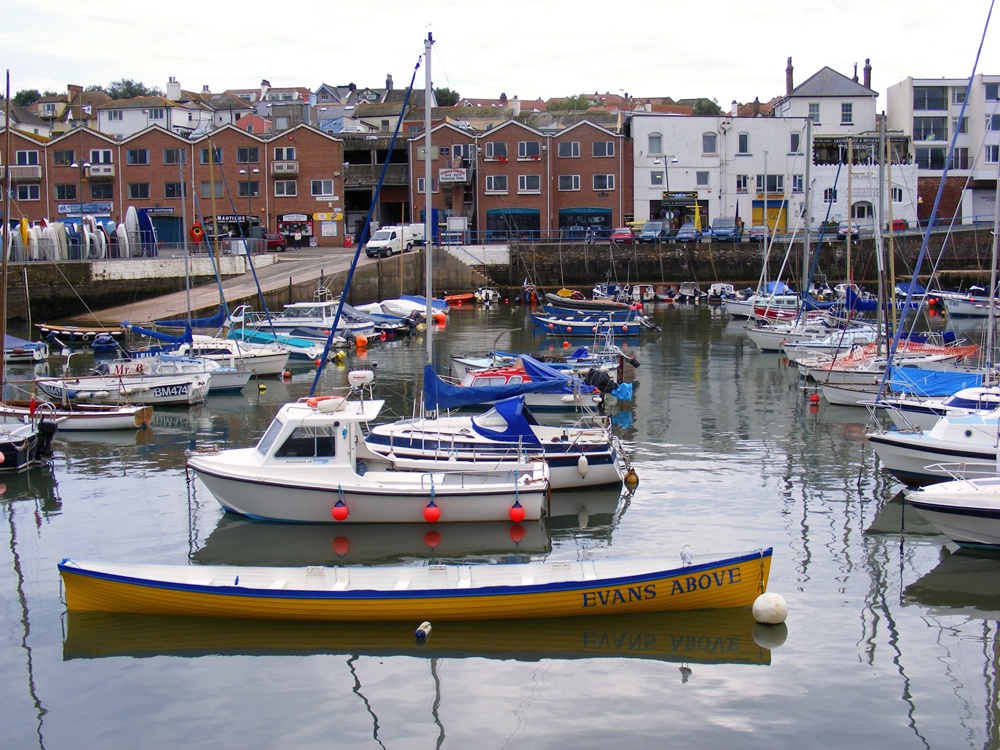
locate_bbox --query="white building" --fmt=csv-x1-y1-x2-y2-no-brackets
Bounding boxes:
886,74,1000,224
630,112,812,234
628,60,918,237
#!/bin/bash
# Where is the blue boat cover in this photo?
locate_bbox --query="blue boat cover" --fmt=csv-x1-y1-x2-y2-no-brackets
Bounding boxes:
121,321,192,345
889,366,984,396
470,396,543,445
423,355,591,411
400,294,448,310
765,281,795,295
155,304,228,330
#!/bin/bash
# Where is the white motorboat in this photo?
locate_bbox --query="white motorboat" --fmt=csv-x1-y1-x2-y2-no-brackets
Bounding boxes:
95,353,252,393
174,335,289,377
906,477,1000,549
867,410,1000,485
186,371,551,524
878,386,1000,431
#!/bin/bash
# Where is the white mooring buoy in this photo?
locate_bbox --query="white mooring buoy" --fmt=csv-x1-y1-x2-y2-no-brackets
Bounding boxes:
752,592,788,625
415,621,433,640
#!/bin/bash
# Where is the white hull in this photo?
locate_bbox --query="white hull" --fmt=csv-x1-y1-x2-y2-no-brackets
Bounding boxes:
186,386,551,524
36,373,210,406
0,402,152,431
907,477,1000,547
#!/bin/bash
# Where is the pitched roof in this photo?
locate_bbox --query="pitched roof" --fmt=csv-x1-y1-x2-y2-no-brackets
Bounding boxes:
787,67,876,98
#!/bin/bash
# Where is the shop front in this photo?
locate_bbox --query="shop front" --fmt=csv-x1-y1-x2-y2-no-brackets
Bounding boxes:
277,213,314,248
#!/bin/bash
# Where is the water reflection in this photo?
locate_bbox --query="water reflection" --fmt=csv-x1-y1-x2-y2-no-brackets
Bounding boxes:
904,549,1000,617
63,608,772,666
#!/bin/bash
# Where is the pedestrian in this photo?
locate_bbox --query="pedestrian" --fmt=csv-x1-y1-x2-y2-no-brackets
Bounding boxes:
293,230,302,249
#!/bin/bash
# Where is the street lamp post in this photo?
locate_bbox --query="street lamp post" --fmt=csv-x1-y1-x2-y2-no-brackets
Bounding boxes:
654,155,678,223
239,167,260,251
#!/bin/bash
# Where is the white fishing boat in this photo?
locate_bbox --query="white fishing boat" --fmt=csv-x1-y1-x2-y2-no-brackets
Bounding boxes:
186,370,551,524
174,335,289,377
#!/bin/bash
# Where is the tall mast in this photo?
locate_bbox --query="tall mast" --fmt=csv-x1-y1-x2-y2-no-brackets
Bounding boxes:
1,71,10,381
423,32,434,365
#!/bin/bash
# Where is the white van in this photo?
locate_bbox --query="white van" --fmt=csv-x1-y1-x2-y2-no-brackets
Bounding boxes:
364,226,417,258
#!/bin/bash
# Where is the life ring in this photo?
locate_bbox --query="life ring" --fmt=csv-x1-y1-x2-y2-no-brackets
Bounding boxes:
190,224,204,242
306,395,344,409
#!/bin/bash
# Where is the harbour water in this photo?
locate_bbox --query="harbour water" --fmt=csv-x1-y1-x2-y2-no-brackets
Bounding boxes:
3,301,999,749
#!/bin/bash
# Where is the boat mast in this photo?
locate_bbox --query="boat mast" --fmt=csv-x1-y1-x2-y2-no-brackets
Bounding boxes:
424,31,434,365
1,71,10,383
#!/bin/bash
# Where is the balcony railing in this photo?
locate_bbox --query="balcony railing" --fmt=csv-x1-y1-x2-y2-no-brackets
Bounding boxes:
1,165,43,181
86,164,115,181
271,160,299,176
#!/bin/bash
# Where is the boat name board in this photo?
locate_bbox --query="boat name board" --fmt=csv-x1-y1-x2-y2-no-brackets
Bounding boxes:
581,566,742,609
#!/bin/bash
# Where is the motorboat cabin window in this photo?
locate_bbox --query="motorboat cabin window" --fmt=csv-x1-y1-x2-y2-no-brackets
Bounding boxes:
256,419,286,456
274,426,337,458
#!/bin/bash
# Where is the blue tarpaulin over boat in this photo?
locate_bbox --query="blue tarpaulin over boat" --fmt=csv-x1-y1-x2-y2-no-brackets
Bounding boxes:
470,397,543,445
154,304,228,330
889,366,984,396
423,355,590,411
121,321,193,345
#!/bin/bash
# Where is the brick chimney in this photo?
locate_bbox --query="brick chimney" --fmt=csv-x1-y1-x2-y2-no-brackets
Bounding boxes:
786,57,794,95
863,58,872,89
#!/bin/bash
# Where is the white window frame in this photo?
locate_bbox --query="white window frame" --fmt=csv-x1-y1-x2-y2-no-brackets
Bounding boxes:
518,174,541,193
274,180,297,196
695,171,709,187
517,141,541,160
485,175,508,194
737,133,749,155
557,142,580,158
841,103,853,125
648,133,663,154
592,141,614,158
17,184,39,201
558,175,580,191
128,182,150,200
808,102,820,124
484,142,507,160
274,146,296,160
416,177,440,193
792,174,804,193
311,179,335,196
15,150,39,166
702,132,717,155
593,174,615,191
650,171,664,187
736,174,748,193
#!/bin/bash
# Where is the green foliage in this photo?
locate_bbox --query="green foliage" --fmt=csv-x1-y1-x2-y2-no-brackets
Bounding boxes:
13,89,41,107
548,94,592,112
103,79,164,100
692,99,722,116
435,87,460,106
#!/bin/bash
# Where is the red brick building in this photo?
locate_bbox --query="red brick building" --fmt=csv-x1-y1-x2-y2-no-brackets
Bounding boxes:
408,119,630,241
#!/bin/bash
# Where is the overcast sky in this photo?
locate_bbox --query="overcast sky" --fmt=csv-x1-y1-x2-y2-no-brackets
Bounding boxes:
2,0,996,108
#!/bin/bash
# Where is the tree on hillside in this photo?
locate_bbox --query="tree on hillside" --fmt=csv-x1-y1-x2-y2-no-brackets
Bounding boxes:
435,87,460,106
692,98,722,116
548,94,592,111
101,79,164,100
13,89,42,107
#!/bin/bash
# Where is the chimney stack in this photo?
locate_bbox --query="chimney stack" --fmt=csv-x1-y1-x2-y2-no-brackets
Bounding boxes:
863,58,872,89
731,100,738,117
786,57,794,95
853,63,859,83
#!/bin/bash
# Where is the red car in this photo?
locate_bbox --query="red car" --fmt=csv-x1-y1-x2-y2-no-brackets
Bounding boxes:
609,227,635,244
263,230,287,252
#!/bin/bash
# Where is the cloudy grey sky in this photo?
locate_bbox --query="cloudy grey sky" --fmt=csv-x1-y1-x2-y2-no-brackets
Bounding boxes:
2,0,996,106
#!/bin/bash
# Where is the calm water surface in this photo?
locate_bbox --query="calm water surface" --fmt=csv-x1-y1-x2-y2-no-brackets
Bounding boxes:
3,302,998,749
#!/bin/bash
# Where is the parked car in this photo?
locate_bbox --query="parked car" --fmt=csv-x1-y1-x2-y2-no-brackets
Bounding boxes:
263,230,286,252
749,225,770,242
709,217,741,243
609,227,636,244
837,220,860,240
638,220,670,243
674,221,703,243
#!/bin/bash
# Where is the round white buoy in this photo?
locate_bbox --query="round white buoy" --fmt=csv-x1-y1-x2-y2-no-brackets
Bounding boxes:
415,620,432,639
752,592,788,625
577,455,589,478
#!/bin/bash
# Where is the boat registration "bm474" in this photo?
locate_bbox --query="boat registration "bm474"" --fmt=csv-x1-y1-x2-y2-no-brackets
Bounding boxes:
152,385,189,398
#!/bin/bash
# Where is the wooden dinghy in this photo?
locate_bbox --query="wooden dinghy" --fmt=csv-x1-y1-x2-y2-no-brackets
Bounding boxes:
58,548,772,622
